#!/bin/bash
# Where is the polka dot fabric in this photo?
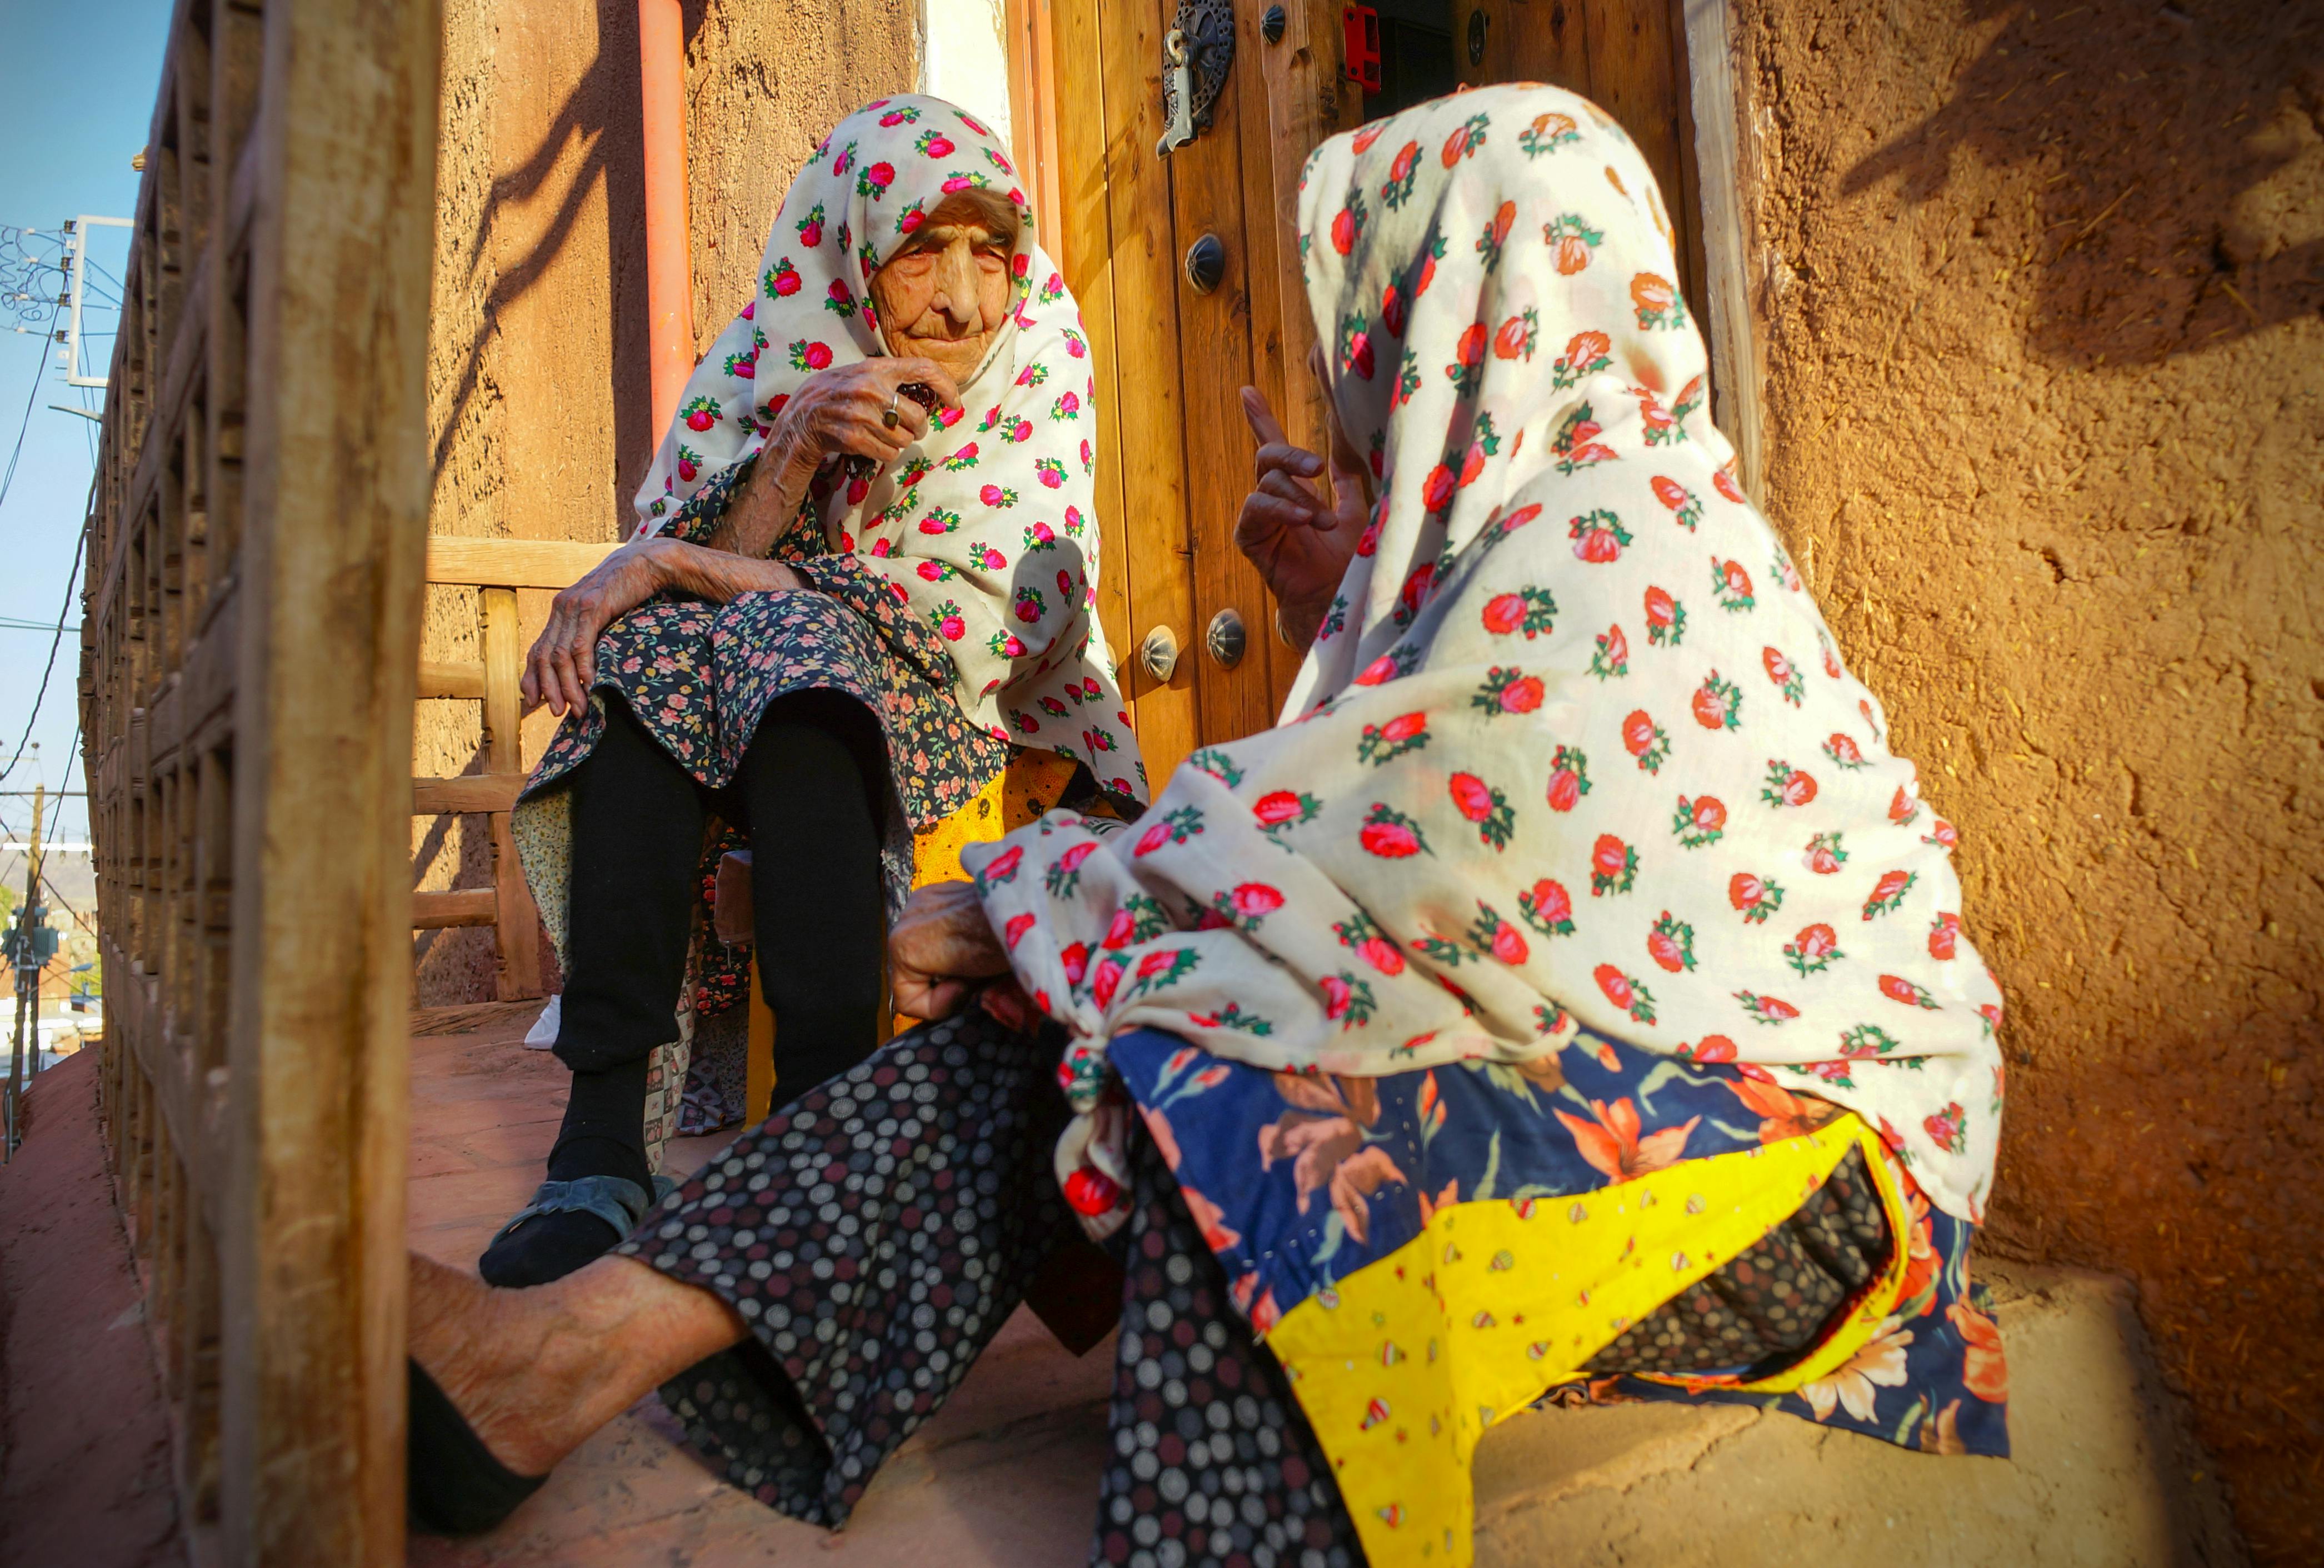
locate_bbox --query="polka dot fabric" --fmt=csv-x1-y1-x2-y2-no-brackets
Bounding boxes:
619,1006,1076,1526
624,1008,1371,1561
1097,1140,1366,1568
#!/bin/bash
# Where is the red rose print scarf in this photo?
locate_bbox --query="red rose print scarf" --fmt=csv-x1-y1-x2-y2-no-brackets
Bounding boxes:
969,84,2004,1234
632,95,1143,798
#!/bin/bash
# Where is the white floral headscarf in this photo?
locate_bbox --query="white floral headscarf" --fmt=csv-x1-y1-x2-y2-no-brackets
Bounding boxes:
968,85,2006,1234
633,94,1144,798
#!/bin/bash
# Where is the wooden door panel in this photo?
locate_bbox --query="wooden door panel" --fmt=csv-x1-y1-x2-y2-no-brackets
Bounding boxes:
1506,0,1592,89
1046,0,1136,717
1059,0,1206,784
1043,0,1715,767
1453,0,1518,86
1161,0,1281,748
1226,0,1305,719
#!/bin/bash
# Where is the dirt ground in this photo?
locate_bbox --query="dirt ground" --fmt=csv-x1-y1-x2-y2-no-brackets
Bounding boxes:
1732,1,2324,1556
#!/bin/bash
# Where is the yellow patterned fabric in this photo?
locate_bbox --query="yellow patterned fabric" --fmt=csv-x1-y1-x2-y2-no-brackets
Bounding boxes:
893,749,1086,1034
1265,1115,1907,1567
909,749,1084,889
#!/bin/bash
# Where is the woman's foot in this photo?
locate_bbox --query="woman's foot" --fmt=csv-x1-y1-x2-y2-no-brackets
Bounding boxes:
406,1249,753,1515
479,1062,658,1288
477,1200,631,1289
409,1252,596,1478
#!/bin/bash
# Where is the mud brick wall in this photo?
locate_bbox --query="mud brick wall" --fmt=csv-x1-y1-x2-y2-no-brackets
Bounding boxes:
1731,2,2322,1556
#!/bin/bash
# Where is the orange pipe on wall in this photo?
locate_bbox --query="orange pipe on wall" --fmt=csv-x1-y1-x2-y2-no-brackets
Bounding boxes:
639,0,692,444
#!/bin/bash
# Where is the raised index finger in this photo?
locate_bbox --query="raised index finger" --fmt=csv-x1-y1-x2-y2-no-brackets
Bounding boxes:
1240,385,1288,449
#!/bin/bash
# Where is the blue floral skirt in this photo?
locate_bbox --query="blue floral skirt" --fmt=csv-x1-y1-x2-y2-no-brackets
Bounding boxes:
1109,1025,2010,1562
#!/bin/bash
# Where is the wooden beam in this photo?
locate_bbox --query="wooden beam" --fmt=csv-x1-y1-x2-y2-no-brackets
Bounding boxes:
1166,0,1277,747
480,586,541,1000
410,889,499,930
409,773,527,815
1046,0,1133,681
1004,0,1064,256
1680,0,1763,501
1094,0,1200,778
414,659,486,700
424,535,619,589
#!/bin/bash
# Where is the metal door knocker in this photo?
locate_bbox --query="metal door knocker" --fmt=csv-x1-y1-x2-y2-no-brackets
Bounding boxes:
1157,0,1236,157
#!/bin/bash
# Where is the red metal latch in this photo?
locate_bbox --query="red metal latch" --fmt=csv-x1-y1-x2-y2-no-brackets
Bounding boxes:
1342,5,1381,94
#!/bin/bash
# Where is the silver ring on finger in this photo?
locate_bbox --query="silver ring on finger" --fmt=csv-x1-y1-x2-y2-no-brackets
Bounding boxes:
883,391,902,430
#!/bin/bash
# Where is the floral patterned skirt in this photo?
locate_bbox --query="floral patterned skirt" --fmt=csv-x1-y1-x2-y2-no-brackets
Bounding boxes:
1108,1026,2011,1567
524,590,1018,918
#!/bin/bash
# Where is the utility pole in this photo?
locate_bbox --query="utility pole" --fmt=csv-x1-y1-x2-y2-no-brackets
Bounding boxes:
4,784,51,1160
59,216,133,388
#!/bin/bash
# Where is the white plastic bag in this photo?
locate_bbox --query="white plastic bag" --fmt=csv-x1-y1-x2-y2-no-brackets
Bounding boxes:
523,994,561,1051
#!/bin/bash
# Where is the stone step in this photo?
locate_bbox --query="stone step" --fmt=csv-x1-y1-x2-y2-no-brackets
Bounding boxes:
1471,1262,2248,1568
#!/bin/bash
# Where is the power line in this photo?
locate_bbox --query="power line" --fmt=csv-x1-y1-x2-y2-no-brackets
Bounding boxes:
0,521,87,789
0,298,60,515
38,867,94,938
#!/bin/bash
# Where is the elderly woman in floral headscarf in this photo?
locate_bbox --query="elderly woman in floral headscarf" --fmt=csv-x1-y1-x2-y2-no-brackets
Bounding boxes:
413,86,2009,1566
482,96,1143,1289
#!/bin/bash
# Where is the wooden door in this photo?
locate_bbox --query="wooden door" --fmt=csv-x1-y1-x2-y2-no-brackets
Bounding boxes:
1027,0,1728,780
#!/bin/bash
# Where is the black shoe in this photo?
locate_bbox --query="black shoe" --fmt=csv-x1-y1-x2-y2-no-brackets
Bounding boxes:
406,1358,547,1535
476,1174,666,1289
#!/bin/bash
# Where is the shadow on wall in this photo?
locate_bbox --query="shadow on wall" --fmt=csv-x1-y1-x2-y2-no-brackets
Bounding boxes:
429,1,722,505
1840,0,2322,368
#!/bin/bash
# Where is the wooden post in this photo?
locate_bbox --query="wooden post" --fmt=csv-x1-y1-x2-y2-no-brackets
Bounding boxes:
1006,0,1065,254
482,586,542,1000
207,0,442,1560
1678,0,1764,501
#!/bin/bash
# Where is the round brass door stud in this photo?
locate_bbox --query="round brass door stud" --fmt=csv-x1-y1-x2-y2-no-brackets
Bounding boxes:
1185,232,1226,295
1140,624,1182,683
1206,607,1247,669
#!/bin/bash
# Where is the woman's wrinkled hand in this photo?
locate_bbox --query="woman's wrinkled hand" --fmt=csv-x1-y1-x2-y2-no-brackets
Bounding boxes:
712,357,967,560
1234,379,1368,651
775,356,966,475
521,539,673,718
889,879,1014,1021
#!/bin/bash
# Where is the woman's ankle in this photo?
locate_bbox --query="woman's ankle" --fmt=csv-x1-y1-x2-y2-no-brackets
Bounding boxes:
514,1258,749,1461
546,1056,654,1190
408,1254,615,1478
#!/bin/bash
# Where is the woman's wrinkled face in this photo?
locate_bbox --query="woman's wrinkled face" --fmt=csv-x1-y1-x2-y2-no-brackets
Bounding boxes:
870,192,1017,386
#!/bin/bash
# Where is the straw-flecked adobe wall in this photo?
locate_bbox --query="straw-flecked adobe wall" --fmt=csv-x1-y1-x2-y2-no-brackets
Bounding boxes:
1732,3,2322,1556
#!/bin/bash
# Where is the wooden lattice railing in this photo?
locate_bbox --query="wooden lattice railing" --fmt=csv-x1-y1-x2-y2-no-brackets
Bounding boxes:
411,537,615,998
76,1,441,1560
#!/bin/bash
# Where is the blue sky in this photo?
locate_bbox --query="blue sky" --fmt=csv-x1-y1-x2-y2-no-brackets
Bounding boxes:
0,1,171,847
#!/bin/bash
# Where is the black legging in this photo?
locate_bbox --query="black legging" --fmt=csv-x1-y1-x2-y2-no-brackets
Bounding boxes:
550,688,887,1182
